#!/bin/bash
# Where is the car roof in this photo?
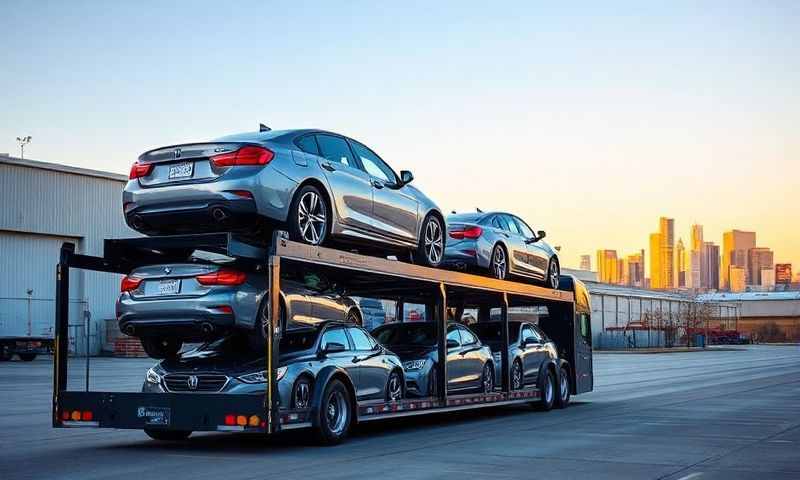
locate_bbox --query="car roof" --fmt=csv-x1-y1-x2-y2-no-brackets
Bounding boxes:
214,128,359,145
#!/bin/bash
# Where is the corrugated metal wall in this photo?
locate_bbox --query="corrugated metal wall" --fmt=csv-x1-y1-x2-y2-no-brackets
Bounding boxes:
0,160,137,354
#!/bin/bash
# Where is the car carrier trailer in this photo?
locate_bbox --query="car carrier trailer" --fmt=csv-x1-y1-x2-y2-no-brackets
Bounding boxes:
52,232,593,443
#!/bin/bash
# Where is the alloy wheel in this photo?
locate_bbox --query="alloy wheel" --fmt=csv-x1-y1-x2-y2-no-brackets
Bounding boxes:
549,261,559,289
294,380,311,409
492,246,507,279
423,217,443,265
387,372,403,401
559,372,569,400
483,364,494,393
325,390,348,435
545,374,554,404
512,361,522,390
297,191,327,245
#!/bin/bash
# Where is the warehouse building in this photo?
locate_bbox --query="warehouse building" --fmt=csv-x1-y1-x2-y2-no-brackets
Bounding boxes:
0,154,135,355
697,291,800,342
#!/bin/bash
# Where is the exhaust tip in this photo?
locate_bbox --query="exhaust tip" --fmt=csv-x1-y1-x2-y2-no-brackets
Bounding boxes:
131,215,145,230
211,208,229,222
123,324,135,336
201,322,215,335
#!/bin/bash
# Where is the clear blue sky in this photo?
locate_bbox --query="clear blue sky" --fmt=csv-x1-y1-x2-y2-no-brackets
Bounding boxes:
2,1,798,270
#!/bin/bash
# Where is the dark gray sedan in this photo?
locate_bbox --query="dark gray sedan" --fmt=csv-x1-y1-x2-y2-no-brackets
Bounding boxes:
117,262,361,358
142,323,404,443
123,128,445,267
443,211,560,288
371,322,495,397
470,321,559,390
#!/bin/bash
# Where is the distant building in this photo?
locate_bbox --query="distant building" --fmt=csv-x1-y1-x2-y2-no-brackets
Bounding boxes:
676,238,686,287
659,217,675,288
730,266,746,293
775,264,793,284
761,268,775,290
748,247,774,286
703,242,720,290
722,229,756,289
624,251,645,288
649,233,661,289
596,250,619,284
579,254,591,271
690,224,705,288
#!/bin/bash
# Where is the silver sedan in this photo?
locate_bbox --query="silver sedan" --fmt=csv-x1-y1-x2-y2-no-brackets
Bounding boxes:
442,211,560,288
123,128,445,267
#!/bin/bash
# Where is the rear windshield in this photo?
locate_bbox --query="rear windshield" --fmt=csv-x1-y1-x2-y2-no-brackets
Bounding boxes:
470,322,521,342
447,213,485,224
372,323,436,346
280,329,320,353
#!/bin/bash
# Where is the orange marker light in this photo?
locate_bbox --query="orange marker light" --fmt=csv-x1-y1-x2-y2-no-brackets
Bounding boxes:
248,415,260,427
236,415,247,426
71,411,81,421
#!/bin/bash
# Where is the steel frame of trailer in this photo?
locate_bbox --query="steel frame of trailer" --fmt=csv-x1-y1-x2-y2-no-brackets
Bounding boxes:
52,232,576,436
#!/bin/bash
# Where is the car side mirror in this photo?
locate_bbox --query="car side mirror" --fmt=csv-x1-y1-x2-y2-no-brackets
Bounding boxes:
447,339,460,349
400,170,414,185
321,342,346,354
537,230,546,240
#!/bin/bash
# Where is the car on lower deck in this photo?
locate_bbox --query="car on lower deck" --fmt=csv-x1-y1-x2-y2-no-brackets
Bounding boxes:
443,211,560,288
370,322,495,397
123,128,445,267
469,321,559,391
117,261,362,358
142,323,404,443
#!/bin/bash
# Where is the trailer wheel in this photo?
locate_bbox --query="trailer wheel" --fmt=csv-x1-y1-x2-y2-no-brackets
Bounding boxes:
555,365,571,408
537,369,555,411
140,337,183,359
144,429,191,441
314,378,352,445
0,343,13,361
19,353,37,361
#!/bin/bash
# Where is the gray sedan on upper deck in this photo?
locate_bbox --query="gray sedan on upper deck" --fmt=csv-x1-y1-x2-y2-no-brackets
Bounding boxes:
123,128,445,267
443,211,560,288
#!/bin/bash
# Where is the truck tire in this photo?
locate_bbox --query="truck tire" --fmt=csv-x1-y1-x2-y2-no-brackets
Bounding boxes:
19,353,37,361
144,429,191,441
314,378,353,445
537,368,555,411
0,343,13,361
140,337,182,359
555,365,571,408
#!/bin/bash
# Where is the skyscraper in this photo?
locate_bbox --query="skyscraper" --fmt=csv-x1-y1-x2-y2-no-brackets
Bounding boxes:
722,230,756,289
649,233,662,289
730,266,746,292
625,251,645,287
690,224,706,288
748,247,774,286
579,255,591,271
703,242,720,290
775,264,793,284
596,250,619,284
659,217,675,288
676,238,686,287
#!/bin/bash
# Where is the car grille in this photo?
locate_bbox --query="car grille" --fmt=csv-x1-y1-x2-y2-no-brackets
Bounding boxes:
163,374,228,392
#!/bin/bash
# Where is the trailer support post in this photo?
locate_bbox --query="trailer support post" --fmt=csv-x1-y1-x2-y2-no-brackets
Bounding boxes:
53,242,74,427
500,293,510,394
266,255,282,434
436,282,447,405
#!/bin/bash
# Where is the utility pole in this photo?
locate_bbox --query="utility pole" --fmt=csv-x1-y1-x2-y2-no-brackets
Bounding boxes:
16,135,32,159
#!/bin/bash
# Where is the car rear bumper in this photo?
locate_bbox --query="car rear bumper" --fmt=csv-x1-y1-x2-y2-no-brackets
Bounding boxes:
124,196,259,236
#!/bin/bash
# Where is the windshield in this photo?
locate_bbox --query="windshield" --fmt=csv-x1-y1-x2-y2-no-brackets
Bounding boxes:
372,323,436,346
280,329,320,353
470,322,521,343
447,213,485,224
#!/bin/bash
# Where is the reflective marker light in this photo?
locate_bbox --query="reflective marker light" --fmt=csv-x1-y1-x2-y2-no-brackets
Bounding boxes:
224,414,236,426
236,415,247,426
248,415,260,427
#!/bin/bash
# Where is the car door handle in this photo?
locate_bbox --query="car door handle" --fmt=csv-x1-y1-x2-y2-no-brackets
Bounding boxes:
371,180,384,189
321,162,336,172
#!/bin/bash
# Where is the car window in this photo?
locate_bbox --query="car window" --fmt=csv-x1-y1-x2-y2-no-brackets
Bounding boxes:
296,135,320,156
316,134,356,168
459,327,478,345
446,327,461,347
579,314,592,345
491,215,509,231
348,327,374,350
504,215,521,235
514,217,536,238
523,325,541,343
349,139,396,183
320,327,350,350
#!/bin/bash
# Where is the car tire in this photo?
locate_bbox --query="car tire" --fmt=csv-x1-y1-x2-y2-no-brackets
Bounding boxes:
415,214,444,268
481,362,495,393
555,365,571,408
314,378,353,445
386,369,404,402
288,185,330,246
0,343,12,361
427,365,438,398
292,376,313,409
491,244,509,280
19,353,37,362
511,359,523,390
140,337,183,359
144,429,192,441
546,258,560,289
537,368,556,411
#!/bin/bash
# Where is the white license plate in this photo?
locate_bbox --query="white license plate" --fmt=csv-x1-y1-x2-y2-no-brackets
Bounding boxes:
158,279,181,295
168,162,193,179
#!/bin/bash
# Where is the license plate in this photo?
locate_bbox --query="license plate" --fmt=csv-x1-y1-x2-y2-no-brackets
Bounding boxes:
158,279,181,295
168,162,193,179
137,406,171,426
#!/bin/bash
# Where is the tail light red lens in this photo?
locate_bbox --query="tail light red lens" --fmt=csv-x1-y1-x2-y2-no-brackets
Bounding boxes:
211,146,274,167
449,226,483,240
120,275,143,292
129,162,153,179
196,269,247,286
81,411,93,421
226,190,254,199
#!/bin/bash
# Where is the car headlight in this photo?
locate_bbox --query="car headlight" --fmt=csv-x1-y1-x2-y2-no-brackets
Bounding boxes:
238,366,287,384
403,359,427,370
145,367,162,385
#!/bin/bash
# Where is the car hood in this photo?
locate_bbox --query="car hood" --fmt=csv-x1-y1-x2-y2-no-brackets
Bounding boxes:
158,349,315,375
385,344,436,361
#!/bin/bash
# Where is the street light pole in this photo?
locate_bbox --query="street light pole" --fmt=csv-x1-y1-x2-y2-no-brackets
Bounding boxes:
16,135,32,159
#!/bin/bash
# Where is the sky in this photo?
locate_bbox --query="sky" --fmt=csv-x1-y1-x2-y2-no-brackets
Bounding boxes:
2,1,798,272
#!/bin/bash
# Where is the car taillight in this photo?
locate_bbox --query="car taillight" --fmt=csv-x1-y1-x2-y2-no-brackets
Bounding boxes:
129,162,153,179
211,146,274,167
120,275,143,292
196,269,247,286
449,226,483,240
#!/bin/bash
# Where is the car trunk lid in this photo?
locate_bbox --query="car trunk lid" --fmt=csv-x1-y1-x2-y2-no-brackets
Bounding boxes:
134,142,249,187
128,263,220,299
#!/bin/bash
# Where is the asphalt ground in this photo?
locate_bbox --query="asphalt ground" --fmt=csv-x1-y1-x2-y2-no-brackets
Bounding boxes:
1,345,798,480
